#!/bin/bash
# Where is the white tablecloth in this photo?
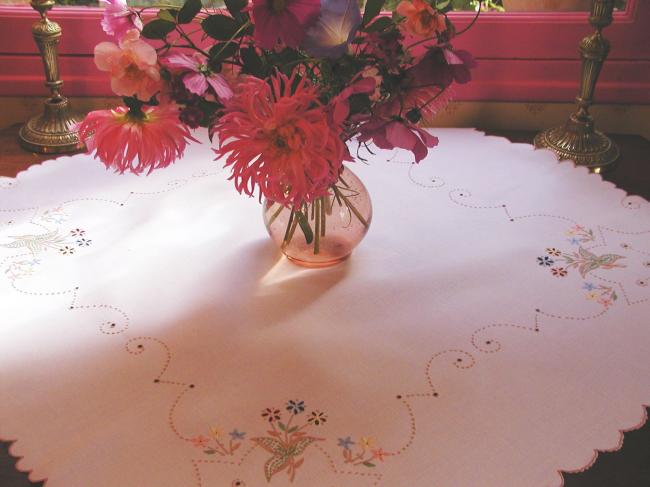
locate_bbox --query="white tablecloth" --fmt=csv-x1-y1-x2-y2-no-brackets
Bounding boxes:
1,129,649,487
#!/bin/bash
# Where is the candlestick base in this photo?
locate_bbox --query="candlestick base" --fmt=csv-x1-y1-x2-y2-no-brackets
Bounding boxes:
534,123,619,173
19,97,84,154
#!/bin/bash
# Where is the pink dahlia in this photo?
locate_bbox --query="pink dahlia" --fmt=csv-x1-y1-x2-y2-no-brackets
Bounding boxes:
213,71,350,207
101,0,142,40
163,53,233,101
94,30,161,101
251,0,321,49
77,104,198,175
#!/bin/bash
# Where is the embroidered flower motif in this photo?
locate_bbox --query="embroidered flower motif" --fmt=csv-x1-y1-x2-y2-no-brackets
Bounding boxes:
583,282,597,291
229,429,246,440
537,256,554,267
562,247,626,278
598,297,613,308
286,399,305,415
253,400,325,482
76,238,92,247
70,228,85,237
371,448,391,462
307,410,327,425
359,436,375,449
583,284,617,308
209,426,224,439
59,245,75,255
551,267,567,277
337,437,355,450
261,408,282,423
191,435,210,448
546,247,561,257
565,225,595,244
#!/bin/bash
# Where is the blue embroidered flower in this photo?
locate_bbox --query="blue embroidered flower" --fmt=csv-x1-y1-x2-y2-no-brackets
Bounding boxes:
229,429,246,440
583,282,596,291
286,399,305,415
337,437,355,450
537,256,554,266
76,238,92,247
568,237,581,246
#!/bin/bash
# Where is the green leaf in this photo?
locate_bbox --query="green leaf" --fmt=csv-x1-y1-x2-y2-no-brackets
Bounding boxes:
158,8,178,22
141,19,176,39
364,15,392,32
278,422,287,432
209,42,238,63
225,0,248,23
178,0,202,24
362,0,386,26
240,47,267,77
295,211,314,244
287,426,299,434
202,14,240,40
362,461,376,467
203,449,217,455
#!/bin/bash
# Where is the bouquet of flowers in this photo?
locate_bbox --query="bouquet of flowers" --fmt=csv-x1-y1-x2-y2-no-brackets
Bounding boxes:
79,0,477,265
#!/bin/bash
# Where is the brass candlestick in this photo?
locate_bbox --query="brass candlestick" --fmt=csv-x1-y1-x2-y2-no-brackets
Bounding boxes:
19,0,84,154
534,0,619,172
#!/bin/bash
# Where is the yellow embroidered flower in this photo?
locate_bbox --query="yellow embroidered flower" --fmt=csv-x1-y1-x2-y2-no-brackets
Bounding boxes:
210,426,223,439
586,291,599,301
359,436,375,449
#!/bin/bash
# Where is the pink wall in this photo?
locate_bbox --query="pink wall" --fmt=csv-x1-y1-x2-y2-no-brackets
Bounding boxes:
0,0,648,103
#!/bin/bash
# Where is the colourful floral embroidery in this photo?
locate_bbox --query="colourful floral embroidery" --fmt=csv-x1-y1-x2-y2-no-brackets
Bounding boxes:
1,230,69,255
38,206,68,224
536,226,628,309
192,426,246,456
537,256,554,267
562,247,626,278
546,247,562,257
565,225,595,246
4,258,41,281
583,282,617,308
251,400,325,482
339,435,393,468
2,227,93,280
551,267,567,277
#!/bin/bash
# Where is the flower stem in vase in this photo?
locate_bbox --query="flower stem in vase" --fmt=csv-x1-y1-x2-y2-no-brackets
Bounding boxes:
264,167,372,268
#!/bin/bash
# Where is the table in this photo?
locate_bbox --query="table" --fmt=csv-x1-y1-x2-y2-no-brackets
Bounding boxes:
1,124,649,487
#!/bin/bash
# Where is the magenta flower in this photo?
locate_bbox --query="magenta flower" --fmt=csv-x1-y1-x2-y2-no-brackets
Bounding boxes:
303,0,361,58
357,118,439,163
251,0,321,49
164,53,233,101
407,48,476,89
100,0,143,40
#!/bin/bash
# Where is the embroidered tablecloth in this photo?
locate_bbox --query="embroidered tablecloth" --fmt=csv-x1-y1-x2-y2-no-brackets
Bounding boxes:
1,129,649,487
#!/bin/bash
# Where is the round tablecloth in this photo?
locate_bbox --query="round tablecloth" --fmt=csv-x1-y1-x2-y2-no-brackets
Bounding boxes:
1,129,649,487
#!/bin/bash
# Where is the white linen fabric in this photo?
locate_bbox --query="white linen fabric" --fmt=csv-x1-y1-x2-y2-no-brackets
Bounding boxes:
1,129,649,487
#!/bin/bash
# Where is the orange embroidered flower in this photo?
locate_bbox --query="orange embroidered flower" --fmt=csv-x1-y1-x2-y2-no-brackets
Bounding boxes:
396,0,446,38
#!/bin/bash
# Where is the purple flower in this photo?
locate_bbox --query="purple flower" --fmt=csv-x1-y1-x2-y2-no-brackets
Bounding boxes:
303,0,362,58
337,437,355,450
252,0,321,49
164,53,233,101
100,0,142,40
357,118,439,163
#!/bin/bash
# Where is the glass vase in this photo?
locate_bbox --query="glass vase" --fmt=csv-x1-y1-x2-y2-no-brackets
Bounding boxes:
263,166,372,268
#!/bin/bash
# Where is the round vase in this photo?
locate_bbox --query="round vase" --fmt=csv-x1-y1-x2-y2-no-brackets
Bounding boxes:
263,166,372,268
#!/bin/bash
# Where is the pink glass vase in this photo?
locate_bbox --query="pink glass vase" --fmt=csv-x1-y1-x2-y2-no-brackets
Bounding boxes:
263,166,372,268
